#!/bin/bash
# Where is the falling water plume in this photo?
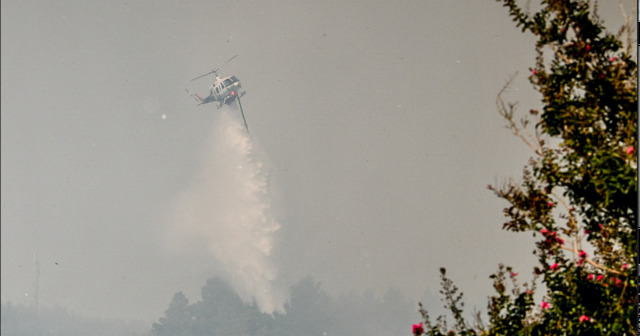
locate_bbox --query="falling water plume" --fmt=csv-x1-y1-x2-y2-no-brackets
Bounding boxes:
167,110,286,314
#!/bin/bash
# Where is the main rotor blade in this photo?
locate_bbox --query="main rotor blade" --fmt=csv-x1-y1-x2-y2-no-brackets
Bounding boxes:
190,55,238,82
190,70,215,82
214,55,238,73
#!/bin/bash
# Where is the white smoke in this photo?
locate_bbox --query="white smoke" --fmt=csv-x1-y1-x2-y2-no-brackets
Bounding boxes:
166,110,286,314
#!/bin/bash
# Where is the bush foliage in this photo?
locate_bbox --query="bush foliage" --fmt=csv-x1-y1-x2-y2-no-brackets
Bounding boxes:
414,1,637,335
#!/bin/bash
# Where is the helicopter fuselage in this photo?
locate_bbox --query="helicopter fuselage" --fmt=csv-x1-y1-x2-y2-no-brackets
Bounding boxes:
208,75,243,107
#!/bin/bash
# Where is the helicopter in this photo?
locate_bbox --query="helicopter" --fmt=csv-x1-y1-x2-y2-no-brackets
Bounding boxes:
186,55,249,132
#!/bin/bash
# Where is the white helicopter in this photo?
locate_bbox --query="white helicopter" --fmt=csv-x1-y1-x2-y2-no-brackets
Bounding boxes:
186,55,249,132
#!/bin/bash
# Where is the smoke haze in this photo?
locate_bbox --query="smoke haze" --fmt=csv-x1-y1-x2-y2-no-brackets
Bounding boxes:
166,109,286,314
2,0,634,325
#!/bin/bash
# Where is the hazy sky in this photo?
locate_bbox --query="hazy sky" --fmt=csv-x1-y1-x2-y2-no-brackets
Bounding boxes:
2,0,634,324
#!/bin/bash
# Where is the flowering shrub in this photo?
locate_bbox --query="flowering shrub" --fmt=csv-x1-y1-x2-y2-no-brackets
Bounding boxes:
413,323,425,336
413,1,636,335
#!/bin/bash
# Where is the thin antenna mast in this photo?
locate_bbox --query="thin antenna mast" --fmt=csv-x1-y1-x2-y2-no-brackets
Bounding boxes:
33,250,40,316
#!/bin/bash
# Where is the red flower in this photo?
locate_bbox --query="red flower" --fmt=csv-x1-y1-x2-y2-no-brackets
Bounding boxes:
596,274,604,281
510,272,518,277
609,56,617,62
622,263,629,269
532,69,537,76
547,201,554,206
587,274,594,280
579,250,587,258
540,228,549,235
549,263,559,271
626,146,634,154
540,301,550,309
579,315,590,323
412,322,424,335
585,45,591,51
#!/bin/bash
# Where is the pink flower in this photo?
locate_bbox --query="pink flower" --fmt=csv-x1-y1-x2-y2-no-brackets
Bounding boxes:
549,263,559,271
579,315,590,323
540,301,550,309
510,272,518,277
547,201,554,206
596,274,604,281
579,250,587,258
609,56,617,62
532,69,537,76
540,228,549,235
412,323,424,335
622,263,629,269
587,274,594,280
626,146,634,154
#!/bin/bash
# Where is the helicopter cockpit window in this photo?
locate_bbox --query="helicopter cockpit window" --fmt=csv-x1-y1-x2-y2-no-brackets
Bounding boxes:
223,78,234,86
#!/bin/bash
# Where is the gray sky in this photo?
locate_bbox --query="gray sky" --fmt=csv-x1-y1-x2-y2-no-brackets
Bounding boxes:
2,0,634,324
